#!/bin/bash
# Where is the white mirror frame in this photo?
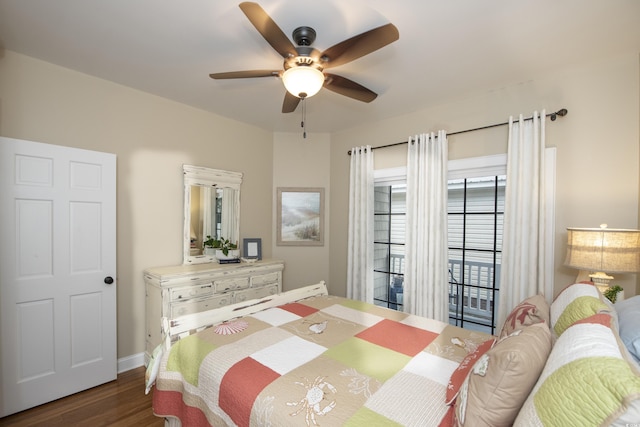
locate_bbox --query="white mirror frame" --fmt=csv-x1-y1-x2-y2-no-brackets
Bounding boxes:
183,165,242,265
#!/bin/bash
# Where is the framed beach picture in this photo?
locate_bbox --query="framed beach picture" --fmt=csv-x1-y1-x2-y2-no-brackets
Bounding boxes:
276,187,324,246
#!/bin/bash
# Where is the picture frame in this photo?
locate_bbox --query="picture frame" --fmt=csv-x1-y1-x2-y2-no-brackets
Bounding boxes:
242,238,262,260
277,187,324,246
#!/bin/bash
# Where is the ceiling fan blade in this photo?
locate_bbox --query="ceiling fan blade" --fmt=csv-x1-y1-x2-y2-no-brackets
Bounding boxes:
209,70,280,79
239,2,297,59
320,23,399,69
323,74,378,103
282,91,301,113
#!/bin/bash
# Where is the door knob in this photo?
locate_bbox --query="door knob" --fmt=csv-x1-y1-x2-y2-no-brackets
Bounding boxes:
104,276,114,285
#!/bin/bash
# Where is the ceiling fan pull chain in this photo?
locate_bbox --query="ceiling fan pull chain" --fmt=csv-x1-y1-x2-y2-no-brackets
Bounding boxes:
301,97,307,139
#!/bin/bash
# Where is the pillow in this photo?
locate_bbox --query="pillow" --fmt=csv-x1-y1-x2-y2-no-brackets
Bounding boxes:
553,295,609,337
454,323,552,426
145,343,164,394
514,313,640,426
600,294,618,325
550,282,601,327
615,295,640,364
498,294,549,339
446,338,496,405
145,316,170,394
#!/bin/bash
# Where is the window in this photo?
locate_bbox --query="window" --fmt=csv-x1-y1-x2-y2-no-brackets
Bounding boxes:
448,175,504,334
373,179,406,310
373,156,507,333
372,150,556,333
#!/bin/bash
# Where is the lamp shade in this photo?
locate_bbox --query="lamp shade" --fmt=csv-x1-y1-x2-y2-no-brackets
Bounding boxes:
564,227,640,273
282,66,324,99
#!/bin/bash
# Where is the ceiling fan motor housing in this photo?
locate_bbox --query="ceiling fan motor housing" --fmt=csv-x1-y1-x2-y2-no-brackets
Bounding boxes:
292,26,316,46
285,55,319,70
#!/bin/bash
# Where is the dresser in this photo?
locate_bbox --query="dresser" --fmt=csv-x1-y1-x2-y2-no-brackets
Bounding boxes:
144,259,284,358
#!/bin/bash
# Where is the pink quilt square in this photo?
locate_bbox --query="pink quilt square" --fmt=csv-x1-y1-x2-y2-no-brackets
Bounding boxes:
279,302,319,318
356,319,438,356
219,357,280,426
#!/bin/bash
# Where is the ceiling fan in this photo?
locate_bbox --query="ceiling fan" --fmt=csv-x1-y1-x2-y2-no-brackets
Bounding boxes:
210,2,399,113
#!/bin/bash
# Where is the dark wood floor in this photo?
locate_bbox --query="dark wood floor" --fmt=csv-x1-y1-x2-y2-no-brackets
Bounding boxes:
0,367,164,427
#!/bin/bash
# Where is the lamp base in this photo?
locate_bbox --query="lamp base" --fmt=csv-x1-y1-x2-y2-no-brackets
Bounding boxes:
589,271,614,293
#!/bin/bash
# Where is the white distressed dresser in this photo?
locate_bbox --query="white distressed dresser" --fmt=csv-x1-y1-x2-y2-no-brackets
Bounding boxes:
144,259,284,358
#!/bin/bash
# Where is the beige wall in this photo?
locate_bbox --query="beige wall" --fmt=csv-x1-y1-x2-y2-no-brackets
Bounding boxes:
272,131,331,292
2,49,639,361
330,52,640,299
0,51,274,359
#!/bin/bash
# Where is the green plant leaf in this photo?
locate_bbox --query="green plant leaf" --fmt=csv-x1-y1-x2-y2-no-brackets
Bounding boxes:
603,285,623,303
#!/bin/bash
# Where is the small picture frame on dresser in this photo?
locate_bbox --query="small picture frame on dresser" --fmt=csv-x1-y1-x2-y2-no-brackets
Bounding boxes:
243,238,262,260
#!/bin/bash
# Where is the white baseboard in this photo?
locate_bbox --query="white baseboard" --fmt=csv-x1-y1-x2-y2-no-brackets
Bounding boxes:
117,352,145,373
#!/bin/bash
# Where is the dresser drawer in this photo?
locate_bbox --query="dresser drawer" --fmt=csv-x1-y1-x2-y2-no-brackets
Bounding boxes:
171,294,232,317
234,283,279,303
251,272,280,287
170,282,213,301
214,277,249,293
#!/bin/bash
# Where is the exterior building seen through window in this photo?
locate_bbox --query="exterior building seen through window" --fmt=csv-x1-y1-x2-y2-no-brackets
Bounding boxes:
373,169,505,335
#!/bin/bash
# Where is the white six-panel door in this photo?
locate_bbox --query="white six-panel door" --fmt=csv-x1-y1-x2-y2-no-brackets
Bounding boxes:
0,137,117,417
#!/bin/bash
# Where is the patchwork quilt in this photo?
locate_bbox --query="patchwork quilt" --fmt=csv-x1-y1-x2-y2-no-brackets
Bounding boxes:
153,295,492,426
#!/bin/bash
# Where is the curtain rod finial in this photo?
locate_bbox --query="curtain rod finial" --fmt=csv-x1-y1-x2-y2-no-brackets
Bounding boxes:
550,108,568,121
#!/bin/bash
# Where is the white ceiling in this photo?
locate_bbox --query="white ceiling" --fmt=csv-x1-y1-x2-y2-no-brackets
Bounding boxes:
1,0,639,133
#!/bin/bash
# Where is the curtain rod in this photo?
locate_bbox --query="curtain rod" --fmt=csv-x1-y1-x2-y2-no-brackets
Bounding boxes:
346,108,568,155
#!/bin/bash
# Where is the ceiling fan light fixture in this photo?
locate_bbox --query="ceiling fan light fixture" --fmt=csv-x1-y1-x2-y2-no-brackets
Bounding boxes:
282,66,324,99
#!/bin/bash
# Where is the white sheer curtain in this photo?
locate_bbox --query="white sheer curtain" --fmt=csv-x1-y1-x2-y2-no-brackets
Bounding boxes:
347,145,374,302
497,110,551,328
202,187,213,238
404,131,449,321
220,188,237,241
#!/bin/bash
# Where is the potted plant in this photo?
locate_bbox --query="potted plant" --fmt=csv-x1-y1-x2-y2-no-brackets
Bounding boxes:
204,236,239,260
203,235,217,256
603,285,623,303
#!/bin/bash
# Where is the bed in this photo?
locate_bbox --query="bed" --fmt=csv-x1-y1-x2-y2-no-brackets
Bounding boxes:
148,281,640,426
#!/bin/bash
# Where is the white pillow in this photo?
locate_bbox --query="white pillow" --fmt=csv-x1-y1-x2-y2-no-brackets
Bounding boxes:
144,344,164,395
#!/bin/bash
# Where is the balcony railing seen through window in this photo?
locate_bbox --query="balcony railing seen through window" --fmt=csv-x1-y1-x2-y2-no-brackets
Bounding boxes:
373,175,504,335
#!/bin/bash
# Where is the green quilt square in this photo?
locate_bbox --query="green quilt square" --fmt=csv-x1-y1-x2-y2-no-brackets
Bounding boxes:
166,335,216,386
338,299,408,321
324,337,410,382
344,407,402,427
339,298,374,312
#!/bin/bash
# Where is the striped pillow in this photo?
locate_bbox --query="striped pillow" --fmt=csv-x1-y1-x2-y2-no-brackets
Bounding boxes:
514,313,640,426
550,282,609,338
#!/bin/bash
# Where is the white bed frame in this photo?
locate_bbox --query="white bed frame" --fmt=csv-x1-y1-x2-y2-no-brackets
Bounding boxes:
161,281,328,350
159,281,328,427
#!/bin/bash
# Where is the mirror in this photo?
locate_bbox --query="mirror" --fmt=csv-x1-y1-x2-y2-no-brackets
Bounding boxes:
183,165,242,264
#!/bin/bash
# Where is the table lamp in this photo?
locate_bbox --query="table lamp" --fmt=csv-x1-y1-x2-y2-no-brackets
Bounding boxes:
564,224,640,293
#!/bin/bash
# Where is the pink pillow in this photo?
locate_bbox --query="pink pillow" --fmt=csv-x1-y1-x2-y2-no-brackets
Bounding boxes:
446,338,496,405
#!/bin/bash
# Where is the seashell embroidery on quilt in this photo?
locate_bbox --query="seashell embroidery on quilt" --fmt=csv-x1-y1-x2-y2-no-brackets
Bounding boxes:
214,320,249,335
307,320,328,334
340,368,380,398
451,337,479,354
